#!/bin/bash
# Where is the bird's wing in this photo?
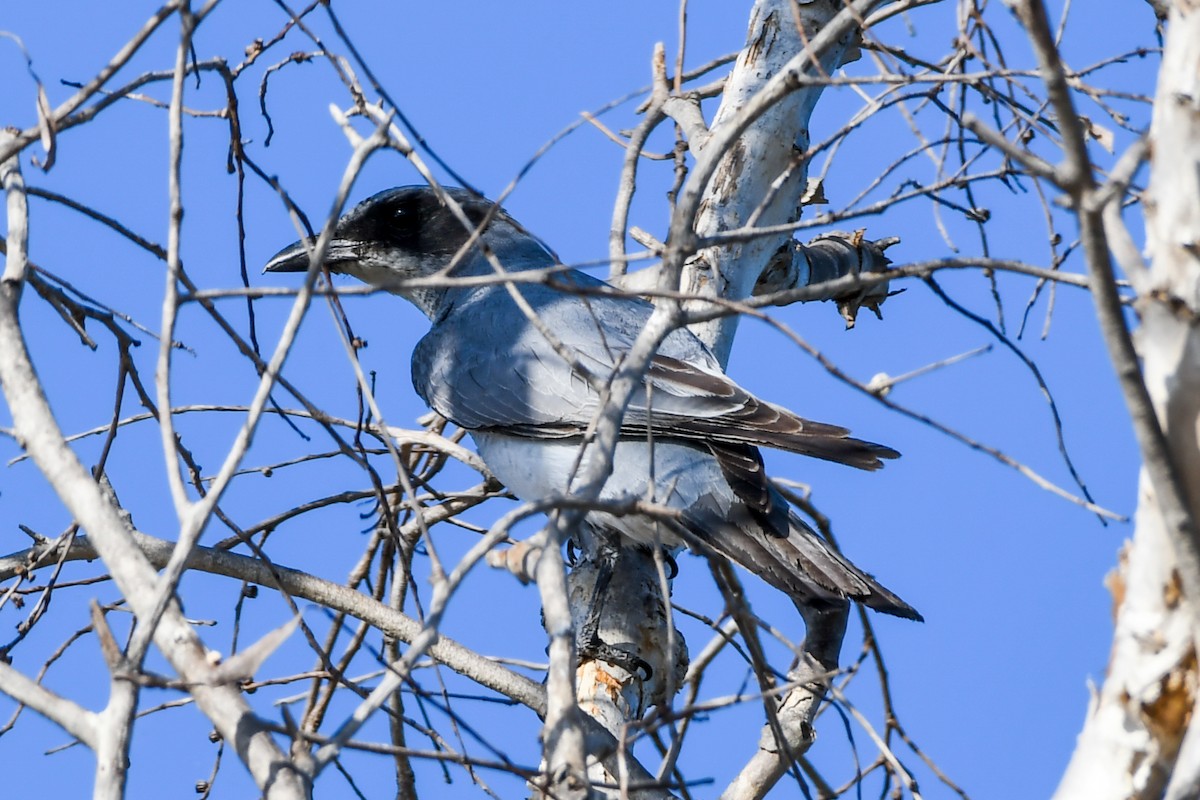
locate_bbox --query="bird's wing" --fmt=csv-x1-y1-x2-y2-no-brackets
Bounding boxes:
413,285,897,470
638,355,898,470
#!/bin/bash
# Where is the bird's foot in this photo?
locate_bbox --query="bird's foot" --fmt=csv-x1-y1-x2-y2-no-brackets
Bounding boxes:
579,633,653,681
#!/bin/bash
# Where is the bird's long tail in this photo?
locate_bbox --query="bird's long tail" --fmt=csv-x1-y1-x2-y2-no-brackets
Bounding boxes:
682,508,922,621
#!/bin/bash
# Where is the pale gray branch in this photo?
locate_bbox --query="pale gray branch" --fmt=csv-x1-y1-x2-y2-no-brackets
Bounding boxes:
0,659,99,748
0,238,307,797
720,604,848,800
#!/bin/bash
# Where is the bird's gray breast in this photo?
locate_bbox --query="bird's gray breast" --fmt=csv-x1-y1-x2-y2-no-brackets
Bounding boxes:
470,431,738,549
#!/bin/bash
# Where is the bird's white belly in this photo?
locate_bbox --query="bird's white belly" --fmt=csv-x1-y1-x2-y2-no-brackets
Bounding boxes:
471,432,730,548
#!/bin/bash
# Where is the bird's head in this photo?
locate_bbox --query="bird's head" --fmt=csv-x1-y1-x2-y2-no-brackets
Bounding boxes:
263,185,556,318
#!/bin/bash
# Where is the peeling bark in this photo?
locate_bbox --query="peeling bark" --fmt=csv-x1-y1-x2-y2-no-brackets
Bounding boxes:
1054,5,1200,797
614,229,896,328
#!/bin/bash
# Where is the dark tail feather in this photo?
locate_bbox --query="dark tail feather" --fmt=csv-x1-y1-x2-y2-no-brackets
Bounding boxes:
775,513,922,620
683,509,922,622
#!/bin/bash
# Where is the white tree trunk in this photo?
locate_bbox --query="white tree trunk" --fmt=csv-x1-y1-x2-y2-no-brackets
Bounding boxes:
1054,6,1200,797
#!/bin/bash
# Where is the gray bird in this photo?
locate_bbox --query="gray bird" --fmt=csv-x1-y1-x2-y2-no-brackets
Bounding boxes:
265,186,920,623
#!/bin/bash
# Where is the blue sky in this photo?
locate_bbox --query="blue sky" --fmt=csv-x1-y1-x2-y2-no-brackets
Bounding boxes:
0,2,1160,797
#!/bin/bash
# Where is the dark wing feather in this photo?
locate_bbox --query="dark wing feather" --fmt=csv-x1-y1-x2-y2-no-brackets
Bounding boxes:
705,442,789,537
639,356,899,470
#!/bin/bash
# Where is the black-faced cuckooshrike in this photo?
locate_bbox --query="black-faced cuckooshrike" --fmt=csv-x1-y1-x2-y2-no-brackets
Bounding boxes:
266,186,920,623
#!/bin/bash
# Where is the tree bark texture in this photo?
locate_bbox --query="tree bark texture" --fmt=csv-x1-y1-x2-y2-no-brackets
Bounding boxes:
1054,6,1200,797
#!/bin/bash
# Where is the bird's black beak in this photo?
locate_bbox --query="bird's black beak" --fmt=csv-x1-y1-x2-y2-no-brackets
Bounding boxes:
262,238,312,273
263,237,360,274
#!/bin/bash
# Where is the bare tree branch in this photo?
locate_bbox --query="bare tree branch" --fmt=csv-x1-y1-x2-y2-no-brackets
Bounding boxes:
0,124,310,798
0,659,98,748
